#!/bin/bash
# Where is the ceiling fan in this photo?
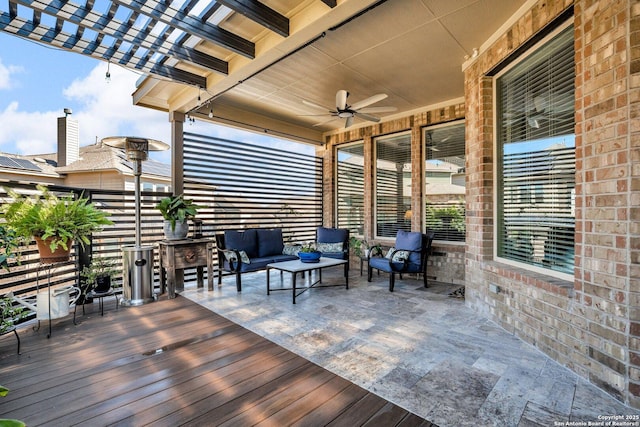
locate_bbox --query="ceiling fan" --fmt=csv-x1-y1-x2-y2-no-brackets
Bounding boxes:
302,90,397,128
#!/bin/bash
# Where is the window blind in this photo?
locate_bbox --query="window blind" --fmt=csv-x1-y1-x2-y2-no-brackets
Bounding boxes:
496,24,575,275
375,133,411,238
424,121,466,242
336,143,365,236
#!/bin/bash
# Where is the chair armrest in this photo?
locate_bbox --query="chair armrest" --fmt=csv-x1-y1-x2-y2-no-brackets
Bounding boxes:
386,248,411,272
221,249,243,273
369,246,384,259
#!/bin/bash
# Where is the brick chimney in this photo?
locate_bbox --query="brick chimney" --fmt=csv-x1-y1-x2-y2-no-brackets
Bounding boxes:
57,108,79,167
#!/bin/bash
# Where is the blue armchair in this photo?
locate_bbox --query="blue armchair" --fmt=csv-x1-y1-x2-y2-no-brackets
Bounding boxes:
316,226,350,261
368,230,434,291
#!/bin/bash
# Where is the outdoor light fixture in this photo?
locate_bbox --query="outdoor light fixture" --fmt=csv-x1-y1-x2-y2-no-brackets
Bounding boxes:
101,136,169,306
208,107,214,118
105,61,111,83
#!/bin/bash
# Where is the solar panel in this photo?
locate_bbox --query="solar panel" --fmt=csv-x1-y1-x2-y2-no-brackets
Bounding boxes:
142,161,170,177
0,156,41,171
13,159,41,171
0,156,18,168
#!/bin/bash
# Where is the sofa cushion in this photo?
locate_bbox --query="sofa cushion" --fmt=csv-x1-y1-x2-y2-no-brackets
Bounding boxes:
257,228,284,257
225,229,258,258
270,254,298,263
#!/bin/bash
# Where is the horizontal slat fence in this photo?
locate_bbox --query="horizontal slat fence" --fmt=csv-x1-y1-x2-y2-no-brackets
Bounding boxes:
0,181,171,323
183,132,323,249
0,133,323,319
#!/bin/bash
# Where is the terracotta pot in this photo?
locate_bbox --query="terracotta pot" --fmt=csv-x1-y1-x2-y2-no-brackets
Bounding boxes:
35,236,72,264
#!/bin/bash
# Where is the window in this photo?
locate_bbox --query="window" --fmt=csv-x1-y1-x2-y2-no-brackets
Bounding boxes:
424,121,466,242
375,132,411,238
336,142,365,236
496,24,575,276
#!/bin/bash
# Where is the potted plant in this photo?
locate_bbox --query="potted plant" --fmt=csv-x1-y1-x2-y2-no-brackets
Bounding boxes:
0,224,18,271
298,242,321,263
156,194,200,240
81,256,118,294
0,295,27,336
0,385,25,427
349,237,365,257
0,186,113,263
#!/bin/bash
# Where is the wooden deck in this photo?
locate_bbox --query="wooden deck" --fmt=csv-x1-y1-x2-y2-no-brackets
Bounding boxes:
0,295,434,426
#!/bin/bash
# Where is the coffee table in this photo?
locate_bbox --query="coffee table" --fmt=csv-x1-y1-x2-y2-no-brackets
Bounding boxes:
266,257,349,304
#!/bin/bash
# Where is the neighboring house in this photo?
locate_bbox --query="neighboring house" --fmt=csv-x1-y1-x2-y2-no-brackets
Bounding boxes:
0,113,171,192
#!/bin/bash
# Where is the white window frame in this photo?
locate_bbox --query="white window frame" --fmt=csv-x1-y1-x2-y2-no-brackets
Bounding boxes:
492,20,575,282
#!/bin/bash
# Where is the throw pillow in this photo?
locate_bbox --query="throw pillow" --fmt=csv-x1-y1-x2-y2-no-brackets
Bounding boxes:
385,247,409,263
222,250,251,264
316,242,343,253
282,244,301,256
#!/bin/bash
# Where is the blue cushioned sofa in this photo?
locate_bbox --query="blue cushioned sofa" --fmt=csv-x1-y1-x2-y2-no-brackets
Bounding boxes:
215,228,298,291
216,227,350,292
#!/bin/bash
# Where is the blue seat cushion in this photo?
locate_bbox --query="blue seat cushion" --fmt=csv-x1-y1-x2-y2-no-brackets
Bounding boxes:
221,254,298,273
369,257,421,273
225,229,258,258
321,252,345,260
257,228,284,257
395,230,422,264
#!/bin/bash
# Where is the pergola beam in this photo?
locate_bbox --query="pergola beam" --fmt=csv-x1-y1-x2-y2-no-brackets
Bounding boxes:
11,0,228,74
111,0,255,59
0,11,207,87
216,0,289,38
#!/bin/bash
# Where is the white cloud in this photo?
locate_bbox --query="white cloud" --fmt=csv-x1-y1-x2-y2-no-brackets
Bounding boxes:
63,63,170,145
0,61,312,159
0,102,58,154
0,58,22,90
0,63,171,156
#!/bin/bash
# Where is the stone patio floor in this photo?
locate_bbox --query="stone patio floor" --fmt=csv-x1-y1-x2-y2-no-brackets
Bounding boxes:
182,268,639,427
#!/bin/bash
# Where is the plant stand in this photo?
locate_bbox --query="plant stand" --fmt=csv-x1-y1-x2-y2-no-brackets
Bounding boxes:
1,327,20,354
34,262,79,338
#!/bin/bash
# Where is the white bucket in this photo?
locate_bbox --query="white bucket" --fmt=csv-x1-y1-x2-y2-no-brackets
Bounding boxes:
36,286,79,320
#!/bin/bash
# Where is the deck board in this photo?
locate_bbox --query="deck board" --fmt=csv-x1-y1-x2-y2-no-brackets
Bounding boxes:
0,295,435,426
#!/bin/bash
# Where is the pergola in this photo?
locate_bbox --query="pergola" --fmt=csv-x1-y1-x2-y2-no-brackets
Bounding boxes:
0,0,522,144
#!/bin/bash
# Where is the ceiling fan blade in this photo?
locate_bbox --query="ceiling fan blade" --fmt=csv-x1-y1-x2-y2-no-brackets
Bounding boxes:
354,112,381,123
302,99,333,112
344,116,354,128
357,106,397,114
350,93,387,110
313,117,341,127
336,90,348,110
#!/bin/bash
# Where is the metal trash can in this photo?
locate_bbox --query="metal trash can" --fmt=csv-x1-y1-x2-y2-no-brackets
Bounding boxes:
121,245,155,306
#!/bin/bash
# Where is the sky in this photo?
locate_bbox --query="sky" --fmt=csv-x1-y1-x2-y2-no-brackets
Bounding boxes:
0,32,312,164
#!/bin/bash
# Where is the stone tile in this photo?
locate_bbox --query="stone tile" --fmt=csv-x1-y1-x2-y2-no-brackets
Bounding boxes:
181,270,640,425
414,359,500,421
518,401,568,426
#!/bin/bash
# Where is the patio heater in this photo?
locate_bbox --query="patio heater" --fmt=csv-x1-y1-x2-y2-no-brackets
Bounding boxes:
102,136,169,306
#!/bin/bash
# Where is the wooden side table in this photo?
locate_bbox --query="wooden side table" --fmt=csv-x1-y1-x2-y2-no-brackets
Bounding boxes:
158,238,214,298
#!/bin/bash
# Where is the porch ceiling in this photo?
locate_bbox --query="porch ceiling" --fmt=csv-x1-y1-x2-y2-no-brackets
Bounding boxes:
0,0,527,144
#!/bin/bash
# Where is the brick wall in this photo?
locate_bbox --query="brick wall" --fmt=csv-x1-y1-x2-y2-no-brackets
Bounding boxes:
465,0,639,408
